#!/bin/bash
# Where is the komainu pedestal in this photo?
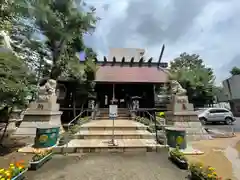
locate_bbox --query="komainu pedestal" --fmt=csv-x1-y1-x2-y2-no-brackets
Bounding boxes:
165,95,198,123
14,79,63,137
165,94,211,141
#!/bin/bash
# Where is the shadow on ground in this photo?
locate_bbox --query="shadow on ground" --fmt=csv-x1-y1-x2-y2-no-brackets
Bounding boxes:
0,137,27,156
26,150,189,180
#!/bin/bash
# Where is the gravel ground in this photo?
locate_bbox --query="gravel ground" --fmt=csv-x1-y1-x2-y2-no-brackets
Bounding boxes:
26,151,188,180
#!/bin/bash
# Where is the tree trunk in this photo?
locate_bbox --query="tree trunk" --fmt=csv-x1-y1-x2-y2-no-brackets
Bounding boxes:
49,39,66,80
50,64,61,80
0,106,12,146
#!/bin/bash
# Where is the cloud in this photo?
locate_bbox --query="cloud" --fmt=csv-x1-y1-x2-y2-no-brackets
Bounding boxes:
83,0,240,83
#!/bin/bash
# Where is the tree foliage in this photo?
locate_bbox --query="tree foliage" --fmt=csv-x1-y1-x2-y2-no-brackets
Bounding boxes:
17,0,99,80
170,52,216,107
230,66,240,76
0,51,37,109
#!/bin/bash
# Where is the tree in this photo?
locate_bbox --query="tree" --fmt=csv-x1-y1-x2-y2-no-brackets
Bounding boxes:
0,48,37,145
170,52,216,107
0,0,15,31
0,0,99,120
230,66,240,76
0,0,37,110
17,0,99,80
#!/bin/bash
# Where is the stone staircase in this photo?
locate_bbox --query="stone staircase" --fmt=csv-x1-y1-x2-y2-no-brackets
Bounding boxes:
97,108,130,119
54,119,166,153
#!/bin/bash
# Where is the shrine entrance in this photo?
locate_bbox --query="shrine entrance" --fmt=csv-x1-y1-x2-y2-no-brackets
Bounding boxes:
95,83,155,109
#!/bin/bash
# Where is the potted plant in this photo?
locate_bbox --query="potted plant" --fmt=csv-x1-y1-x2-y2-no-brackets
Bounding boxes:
0,161,28,180
29,149,53,170
169,146,188,169
189,162,221,180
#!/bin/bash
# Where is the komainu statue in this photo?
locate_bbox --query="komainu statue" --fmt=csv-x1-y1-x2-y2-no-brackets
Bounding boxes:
171,80,187,96
38,79,57,101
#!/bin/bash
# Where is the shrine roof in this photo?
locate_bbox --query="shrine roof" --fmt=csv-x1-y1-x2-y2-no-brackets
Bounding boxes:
95,64,169,83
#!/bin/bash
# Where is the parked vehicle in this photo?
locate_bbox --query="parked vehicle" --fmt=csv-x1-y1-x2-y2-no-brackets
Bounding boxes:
197,108,236,125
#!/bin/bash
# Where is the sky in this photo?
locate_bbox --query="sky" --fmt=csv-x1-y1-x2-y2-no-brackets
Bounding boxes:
83,0,240,84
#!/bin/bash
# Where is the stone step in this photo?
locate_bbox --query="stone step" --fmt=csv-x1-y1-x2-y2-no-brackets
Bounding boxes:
74,130,153,139
99,108,128,111
96,116,130,120
54,139,167,153
81,126,146,131
80,120,147,131
99,112,129,114
99,113,129,116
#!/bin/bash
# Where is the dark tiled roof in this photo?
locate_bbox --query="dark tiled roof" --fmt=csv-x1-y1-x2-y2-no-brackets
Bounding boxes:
95,65,169,83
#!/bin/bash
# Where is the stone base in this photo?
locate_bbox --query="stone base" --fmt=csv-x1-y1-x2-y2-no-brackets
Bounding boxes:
14,111,63,137
14,121,63,137
173,121,212,141
165,112,212,141
165,111,199,125
28,100,59,112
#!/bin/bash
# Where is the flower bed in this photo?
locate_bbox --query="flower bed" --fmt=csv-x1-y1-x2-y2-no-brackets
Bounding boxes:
29,149,53,170
169,147,188,170
189,162,224,180
0,161,28,180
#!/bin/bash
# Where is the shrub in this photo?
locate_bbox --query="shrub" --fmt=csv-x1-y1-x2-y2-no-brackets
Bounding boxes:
170,146,186,161
189,162,222,180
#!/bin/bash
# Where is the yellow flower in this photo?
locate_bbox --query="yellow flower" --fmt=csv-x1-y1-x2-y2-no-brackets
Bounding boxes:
208,174,212,178
0,169,4,173
208,167,215,171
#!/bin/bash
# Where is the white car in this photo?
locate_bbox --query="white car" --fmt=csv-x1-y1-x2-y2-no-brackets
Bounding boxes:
197,108,236,125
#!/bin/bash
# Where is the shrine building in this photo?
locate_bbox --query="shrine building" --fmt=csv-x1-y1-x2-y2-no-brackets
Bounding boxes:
56,47,170,123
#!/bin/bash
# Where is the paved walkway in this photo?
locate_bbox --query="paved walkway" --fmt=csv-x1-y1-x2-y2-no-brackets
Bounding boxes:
26,151,188,180
187,134,240,180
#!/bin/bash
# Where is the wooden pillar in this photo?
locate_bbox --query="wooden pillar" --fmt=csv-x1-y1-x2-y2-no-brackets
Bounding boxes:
111,83,115,104
113,84,115,101
72,90,76,117
153,84,156,108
